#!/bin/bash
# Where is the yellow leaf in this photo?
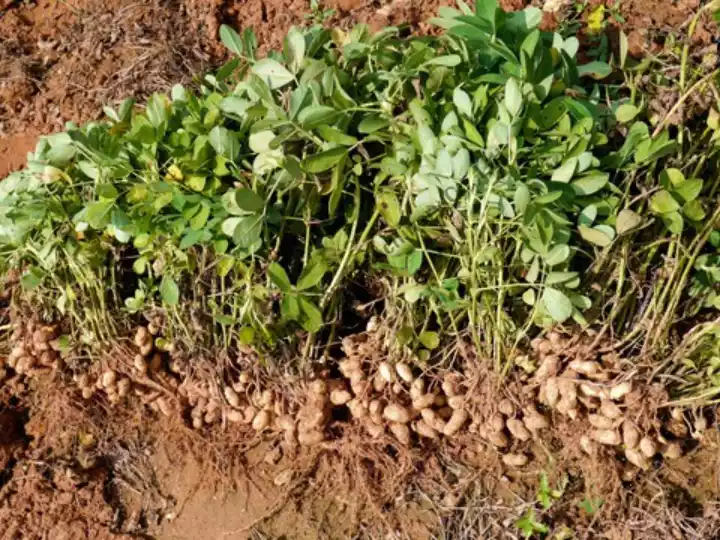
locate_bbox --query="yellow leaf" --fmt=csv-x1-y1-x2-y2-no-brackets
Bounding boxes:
586,5,605,34
166,164,183,181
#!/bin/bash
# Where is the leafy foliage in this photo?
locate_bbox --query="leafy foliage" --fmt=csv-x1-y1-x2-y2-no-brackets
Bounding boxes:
0,0,718,366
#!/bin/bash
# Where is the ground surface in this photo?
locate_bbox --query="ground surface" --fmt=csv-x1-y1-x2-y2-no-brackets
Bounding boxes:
1,0,720,539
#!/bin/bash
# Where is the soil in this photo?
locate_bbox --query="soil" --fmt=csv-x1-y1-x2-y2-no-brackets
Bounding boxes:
1,322,720,539
2,0,720,538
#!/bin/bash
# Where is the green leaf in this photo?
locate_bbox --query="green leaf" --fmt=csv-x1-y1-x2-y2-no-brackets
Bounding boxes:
615,104,639,123
526,256,540,283
578,204,597,227
317,125,357,145
85,201,113,229
299,297,323,332
650,190,680,214
543,287,573,323
220,25,244,56
422,54,462,67
578,225,613,247
619,31,628,68
303,147,347,173
545,244,570,266
418,331,440,350
522,288,536,306
476,0,497,24
209,126,240,160
233,215,263,248
674,178,703,202
160,276,180,306
296,259,328,290
358,115,390,134
683,199,706,221
222,217,242,237
453,87,473,117
133,256,148,275
552,158,577,182
252,59,294,89
282,295,301,320
217,255,235,277
660,168,685,188
239,326,255,345
572,172,608,196
179,229,203,249
21,267,43,290
268,263,292,292
97,183,118,200
546,271,578,285
407,250,423,275
402,284,426,304
418,125,436,155
186,175,206,192
285,26,306,72
662,211,684,233
146,94,169,129
298,105,340,128
578,61,612,79
377,190,401,227
235,188,265,212
514,184,530,213
504,77,523,117
616,208,642,234
536,190,563,204
249,130,275,153
189,204,210,230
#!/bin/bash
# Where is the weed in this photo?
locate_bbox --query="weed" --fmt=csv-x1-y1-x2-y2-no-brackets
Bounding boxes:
516,506,549,538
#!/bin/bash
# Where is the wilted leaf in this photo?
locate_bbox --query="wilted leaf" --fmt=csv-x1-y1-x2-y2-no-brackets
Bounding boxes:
419,331,440,350
616,208,641,234
578,61,612,79
378,190,401,227
578,225,613,247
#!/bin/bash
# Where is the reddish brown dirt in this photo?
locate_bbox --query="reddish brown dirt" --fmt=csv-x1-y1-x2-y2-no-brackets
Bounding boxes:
584,0,717,57
1,360,719,540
